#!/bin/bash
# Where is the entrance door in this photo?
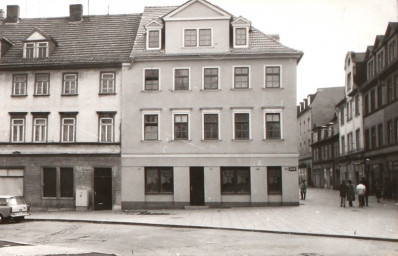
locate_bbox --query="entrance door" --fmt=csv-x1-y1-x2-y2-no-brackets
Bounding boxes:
94,168,112,210
190,167,204,206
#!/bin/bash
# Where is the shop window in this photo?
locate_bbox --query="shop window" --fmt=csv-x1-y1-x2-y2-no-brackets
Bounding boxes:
267,166,282,194
145,167,173,194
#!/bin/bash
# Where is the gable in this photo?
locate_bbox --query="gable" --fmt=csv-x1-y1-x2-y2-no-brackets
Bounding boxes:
232,17,251,26
145,19,163,29
25,31,47,41
164,0,231,20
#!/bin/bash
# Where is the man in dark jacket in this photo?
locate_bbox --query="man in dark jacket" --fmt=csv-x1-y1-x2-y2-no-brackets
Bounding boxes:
339,181,347,207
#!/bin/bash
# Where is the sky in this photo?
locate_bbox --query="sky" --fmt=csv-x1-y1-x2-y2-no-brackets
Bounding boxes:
1,0,397,103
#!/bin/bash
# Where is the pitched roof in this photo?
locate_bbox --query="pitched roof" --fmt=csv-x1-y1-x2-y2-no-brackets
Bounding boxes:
130,6,302,59
0,14,141,68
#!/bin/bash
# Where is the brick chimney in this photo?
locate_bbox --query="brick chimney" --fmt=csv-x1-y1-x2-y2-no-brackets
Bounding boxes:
6,5,19,23
0,9,5,20
69,4,83,22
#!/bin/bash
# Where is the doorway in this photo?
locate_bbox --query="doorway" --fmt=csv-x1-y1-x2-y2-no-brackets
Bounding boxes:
190,167,204,206
94,168,112,210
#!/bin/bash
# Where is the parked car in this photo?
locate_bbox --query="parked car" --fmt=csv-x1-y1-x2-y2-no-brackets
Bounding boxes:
0,195,30,223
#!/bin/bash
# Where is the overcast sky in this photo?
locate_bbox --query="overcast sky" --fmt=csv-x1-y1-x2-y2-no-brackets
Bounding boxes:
1,0,396,103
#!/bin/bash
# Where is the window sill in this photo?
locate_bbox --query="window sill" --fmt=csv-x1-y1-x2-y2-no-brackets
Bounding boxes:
61,94,78,97
263,139,284,142
170,89,192,92
170,139,192,142
141,139,161,142
11,95,28,97
262,87,283,90
141,90,162,93
231,88,252,91
145,193,174,195
232,139,253,141
201,139,222,142
99,93,116,96
221,193,251,195
42,197,74,200
33,94,50,97
200,89,221,92
268,193,282,195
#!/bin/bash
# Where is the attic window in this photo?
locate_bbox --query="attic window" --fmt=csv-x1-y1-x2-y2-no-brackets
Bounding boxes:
235,28,247,46
232,17,251,48
147,29,161,50
24,42,48,58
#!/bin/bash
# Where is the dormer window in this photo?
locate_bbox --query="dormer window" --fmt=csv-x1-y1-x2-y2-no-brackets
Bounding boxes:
183,29,212,47
145,19,163,50
232,16,251,48
23,42,48,59
148,30,160,49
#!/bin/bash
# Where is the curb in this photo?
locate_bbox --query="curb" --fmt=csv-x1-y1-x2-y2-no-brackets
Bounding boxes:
26,218,398,243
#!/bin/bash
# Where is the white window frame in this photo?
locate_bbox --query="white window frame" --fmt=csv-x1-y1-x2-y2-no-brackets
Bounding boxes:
142,110,161,141
61,117,76,143
376,49,385,73
183,28,213,48
264,65,282,88
387,38,396,64
367,58,374,80
99,116,114,143
232,65,251,89
172,110,191,141
11,117,25,143
233,27,249,48
232,109,251,140
201,109,221,140
202,66,220,90
33,117,47,143
263,108,283,140
23,41,48,58
34,73,50,95
100,72,115,94
62,73,78,95
173,67,191,91
12,74,27,96
143,68,161,91
146,29,162,50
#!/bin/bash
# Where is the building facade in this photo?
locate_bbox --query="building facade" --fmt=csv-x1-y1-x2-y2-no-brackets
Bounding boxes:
297,87,344,188
121,0,303,208
0,5,140,210
360,22,398,199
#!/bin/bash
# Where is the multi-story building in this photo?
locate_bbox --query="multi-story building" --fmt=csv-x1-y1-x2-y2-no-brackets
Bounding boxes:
336,51,366,187
0,5,140,210
359,22,398,197
121,0,303,208
297,87,344,187
311,115,340,189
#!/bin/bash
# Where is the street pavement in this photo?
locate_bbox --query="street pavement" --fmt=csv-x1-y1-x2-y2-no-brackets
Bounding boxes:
26,188,398,242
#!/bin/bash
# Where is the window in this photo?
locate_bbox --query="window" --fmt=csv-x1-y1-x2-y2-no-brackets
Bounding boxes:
100,72,115,94
61,114,76,142
265,66,281,88
24,42,48,59
377,51,384,72
387,120,393,145
203,113,219,140
144,69,160,91
371,126,376,149
388,39,396,64
62,73,78,95
184,29,197,47
199,29,211,46
356,128,361,150
174,114,189,140
12,74,27,96
395,118,398,143
234,67,249,89
347,72,352,91
235,28,247,46
10,116,25,142
341,136,345,155
34,73,49,95
145,167,173,194
203,68,219,90
33,116,47,142
355,95,360,116
221,167,250,194
148,30,160,49
267,166,282,195
340,106,344,125
370,90,376,112
347,101,353,121
365,129,370,150
42,167,74,198
367,59,374,79
387,79,393,103
396,75,398,99
364,93,369,114
377,84,383,108
234,112,250,140
174,68,190,90
144,114,159,140
266,113,281,139
347,132,353,152
378,124,383,147
98,113,115,143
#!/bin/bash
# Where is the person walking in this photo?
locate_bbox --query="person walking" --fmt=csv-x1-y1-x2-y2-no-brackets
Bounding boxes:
362,178,369,206
300,180,307,200
346,180,355,207
356,181,366,208
339,181,347,207
375,179,382,203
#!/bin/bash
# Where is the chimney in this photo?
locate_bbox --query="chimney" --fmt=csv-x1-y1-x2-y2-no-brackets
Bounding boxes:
69,4,83,22
6,5,19,23
0,9,5,20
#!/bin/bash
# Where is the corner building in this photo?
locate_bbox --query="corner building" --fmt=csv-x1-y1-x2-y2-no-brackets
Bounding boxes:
121,0,303,208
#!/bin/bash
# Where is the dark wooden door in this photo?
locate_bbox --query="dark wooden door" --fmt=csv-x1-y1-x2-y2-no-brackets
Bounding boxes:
94,168,112,210
190,167,204,206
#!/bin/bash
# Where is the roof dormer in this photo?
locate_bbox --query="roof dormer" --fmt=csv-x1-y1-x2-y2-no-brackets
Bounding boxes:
22,28,57,59
145,19,163,50
0,36,14,59
232,16,251,48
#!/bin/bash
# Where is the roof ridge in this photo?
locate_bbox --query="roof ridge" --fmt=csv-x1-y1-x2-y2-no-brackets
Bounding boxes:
11,13,142,21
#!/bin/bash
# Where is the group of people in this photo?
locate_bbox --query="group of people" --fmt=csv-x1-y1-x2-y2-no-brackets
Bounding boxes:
339,178,369,208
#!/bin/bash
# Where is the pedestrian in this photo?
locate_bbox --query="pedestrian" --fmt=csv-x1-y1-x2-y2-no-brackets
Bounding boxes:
356,181,366,208
339,181,347,207
300,180,307,200
346,180,355,207
375,179,382,203
361,178,369,206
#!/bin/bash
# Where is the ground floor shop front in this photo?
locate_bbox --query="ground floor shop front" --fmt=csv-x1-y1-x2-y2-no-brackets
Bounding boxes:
0,154,121,211
121,154,299,209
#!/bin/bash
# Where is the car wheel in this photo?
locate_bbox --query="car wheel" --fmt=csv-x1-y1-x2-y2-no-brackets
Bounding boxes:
0,215,3,224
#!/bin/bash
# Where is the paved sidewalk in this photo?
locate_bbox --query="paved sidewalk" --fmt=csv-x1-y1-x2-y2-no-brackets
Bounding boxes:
26,188,398,241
